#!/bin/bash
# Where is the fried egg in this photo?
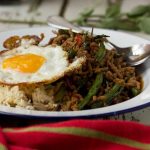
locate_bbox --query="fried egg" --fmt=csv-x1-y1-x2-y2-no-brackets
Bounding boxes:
0,45,85,85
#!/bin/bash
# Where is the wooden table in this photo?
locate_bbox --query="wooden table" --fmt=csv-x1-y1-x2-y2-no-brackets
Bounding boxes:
0,0,150,126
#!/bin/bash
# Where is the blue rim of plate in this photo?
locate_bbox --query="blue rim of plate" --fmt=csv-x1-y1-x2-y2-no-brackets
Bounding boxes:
0,102,150,120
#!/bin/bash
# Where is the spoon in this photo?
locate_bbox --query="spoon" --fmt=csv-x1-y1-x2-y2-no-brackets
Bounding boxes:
47,16,150,66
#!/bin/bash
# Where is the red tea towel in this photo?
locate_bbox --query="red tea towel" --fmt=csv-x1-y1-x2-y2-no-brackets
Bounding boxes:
0,119,150,150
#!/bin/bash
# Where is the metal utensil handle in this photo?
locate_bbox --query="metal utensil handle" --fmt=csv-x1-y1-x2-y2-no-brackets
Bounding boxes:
47,16,83,33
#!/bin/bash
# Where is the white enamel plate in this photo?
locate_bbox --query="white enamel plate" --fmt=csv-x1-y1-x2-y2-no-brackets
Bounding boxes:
0,27,150,118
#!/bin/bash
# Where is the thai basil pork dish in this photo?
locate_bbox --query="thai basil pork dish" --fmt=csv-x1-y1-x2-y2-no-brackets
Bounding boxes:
0,29,142,111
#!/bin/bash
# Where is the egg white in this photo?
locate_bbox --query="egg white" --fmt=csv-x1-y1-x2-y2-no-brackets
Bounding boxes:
0,45,85,85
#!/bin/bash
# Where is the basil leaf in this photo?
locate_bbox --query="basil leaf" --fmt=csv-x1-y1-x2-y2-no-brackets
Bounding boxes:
127,5,150,17
138,17,150,34
106,4,121,18
75,18,86,26
80,8,94,17
116,20,139,31
75,8,94,26
100,18,139,31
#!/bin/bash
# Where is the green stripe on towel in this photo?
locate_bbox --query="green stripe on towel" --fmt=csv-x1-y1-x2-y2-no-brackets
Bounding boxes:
0,143,7,150
4,126,150,150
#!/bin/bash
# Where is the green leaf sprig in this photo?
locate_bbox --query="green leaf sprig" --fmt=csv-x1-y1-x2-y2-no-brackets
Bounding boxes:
73,4,150,34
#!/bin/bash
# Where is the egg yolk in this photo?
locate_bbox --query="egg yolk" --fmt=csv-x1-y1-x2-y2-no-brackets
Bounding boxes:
2,54,46,73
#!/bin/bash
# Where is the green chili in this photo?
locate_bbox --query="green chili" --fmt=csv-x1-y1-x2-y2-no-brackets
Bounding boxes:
96,42,106,63
78,41,107,109
78,73,103,109
104,83,123,105
131,87,140,96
